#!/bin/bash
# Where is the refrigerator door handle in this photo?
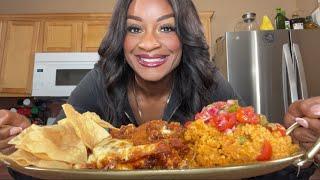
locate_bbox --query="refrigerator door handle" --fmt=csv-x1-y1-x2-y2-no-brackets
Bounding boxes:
282,50,289,113
282,44,298,112
292,43,308,99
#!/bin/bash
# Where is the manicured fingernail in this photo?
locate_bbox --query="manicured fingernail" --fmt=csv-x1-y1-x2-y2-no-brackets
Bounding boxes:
311,104,320,116
295,118,309,128
9,127,23,136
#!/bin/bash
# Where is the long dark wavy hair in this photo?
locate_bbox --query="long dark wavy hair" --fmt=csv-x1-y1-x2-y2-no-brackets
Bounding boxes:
98,0,217,123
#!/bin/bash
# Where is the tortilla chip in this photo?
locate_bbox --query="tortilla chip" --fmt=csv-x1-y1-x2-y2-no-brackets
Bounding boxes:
9,122,87,164
82,112,115,129
9,124,41,146
62,104,110,150
0,150,72,169
57,118,68,125
0,104,114,169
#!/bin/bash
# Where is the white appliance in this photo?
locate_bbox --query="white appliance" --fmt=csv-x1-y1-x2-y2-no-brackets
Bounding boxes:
32,52,99,97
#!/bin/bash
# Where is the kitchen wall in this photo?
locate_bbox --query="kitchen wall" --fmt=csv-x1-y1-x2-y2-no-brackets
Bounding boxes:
193,0,297,50
0,0,318,54
296,0,319,15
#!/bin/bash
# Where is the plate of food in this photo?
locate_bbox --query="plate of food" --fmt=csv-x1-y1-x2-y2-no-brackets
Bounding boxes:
3,153,304,180
0,100,313,179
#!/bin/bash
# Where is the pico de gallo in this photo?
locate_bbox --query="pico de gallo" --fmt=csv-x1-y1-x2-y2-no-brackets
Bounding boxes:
194,100,286,135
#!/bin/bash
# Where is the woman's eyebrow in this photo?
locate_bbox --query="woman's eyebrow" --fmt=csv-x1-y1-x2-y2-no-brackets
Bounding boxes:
127,15,142,21
127,13,174,22
157,13,174,22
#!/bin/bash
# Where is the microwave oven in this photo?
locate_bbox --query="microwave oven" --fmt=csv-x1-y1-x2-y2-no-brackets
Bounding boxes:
32,52,99,97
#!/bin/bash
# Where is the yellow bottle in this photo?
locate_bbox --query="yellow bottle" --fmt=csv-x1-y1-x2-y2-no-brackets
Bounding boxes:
260,16,275,30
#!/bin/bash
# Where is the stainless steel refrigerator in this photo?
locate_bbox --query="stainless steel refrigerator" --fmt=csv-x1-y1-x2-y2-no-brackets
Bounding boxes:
215,29,320,123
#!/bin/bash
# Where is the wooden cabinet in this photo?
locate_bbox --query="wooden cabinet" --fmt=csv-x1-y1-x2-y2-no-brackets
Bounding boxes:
82,20,109,52
199,12,214,48
0,21,7,80
43,20,109,52
0,21,40,95
43,21,82,52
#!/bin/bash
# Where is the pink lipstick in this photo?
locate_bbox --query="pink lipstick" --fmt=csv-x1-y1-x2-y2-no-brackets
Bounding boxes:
136,54,168,67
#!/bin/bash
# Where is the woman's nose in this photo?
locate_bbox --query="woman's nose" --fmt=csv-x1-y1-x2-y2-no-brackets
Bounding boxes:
138,31,161,51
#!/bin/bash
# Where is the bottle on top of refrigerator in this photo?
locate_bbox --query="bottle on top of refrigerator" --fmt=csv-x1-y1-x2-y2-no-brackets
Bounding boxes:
304,16,319,29
282,10,291,29
275,8,286,29
234,12,259,32
291,13,305,29
260,15,274,30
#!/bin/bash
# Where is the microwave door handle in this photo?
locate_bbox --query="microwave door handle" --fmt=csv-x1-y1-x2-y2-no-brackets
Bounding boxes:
283,44,298,105
292,43,308,99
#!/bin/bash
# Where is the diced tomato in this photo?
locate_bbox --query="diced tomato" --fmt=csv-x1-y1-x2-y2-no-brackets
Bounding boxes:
276,124,286,136
266,123,286,136
184,121,193,128
208,113,236,132
236,107,259,124
194,112,201,120
195,107,219,122
208,115,227,131
256,140,272,161
208,107,219,116
227,112,237,128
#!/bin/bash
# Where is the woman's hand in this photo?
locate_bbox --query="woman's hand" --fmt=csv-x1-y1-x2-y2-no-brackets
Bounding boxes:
284,97,320,160
0,110,31,155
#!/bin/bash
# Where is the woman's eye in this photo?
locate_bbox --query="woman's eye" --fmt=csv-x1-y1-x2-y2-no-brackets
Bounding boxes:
160,25,176,32
127,26,142,33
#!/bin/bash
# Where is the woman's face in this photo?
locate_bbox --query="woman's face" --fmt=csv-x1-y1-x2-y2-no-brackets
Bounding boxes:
124,0,182,82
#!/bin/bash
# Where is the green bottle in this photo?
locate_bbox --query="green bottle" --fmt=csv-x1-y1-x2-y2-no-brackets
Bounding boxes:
275,8,286,29
282,10,291,29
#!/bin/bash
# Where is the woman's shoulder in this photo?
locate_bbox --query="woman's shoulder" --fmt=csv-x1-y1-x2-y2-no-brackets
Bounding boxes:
209,68,228,90
59,63,107,121
209,69,245,105
91,63,105,79
68,63,107,104
81,63,106,89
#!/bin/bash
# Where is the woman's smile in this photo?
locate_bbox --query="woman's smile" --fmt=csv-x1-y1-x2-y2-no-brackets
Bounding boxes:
135,54,169,68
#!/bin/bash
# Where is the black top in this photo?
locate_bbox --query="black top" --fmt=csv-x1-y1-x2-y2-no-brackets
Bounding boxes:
55,64,244,126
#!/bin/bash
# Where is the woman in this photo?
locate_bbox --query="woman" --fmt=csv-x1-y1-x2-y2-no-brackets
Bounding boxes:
0,0,317,179
55,0,242,127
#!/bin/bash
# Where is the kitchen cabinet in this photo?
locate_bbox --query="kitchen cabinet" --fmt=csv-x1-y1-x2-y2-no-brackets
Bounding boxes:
82,20,110,52
0,21,7,79
43,21,83,52
0,21,40,95
199,12,214,48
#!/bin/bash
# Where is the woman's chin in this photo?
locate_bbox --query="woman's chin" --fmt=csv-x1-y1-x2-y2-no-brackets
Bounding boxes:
135,71,170,82
138,75,166,82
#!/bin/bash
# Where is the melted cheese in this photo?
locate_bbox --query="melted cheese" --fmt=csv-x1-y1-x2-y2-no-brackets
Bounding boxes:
160,126,173,135
91,137,159,169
